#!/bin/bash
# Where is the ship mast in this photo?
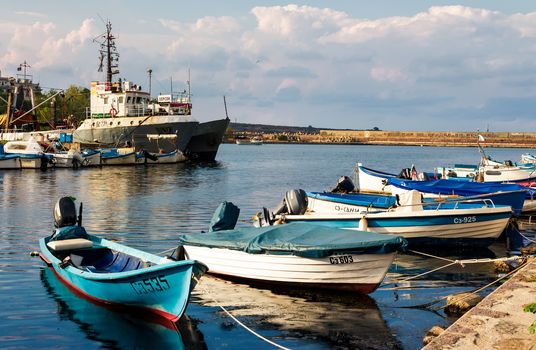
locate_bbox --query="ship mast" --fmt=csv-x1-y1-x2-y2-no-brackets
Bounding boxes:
95,21,119,84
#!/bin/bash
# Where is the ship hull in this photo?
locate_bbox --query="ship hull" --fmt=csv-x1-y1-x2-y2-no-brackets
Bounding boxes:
185,118,229,161
73,118,198,154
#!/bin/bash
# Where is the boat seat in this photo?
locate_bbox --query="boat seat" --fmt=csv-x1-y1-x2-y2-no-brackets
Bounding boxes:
47,238,93,251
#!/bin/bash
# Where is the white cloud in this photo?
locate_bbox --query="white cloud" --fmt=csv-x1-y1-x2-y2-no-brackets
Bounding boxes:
2,5,536,131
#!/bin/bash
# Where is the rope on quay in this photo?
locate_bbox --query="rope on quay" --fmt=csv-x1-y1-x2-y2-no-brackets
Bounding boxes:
195,278,291,350
431,258,528,312
382,250,524,288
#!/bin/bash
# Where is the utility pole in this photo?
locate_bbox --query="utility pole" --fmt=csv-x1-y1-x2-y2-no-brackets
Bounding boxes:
147,68,152,97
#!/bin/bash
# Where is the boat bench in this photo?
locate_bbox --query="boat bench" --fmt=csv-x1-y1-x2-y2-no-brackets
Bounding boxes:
47,238,93,251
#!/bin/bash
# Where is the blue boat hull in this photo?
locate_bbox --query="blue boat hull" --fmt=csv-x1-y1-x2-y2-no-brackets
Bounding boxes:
40,235,206,322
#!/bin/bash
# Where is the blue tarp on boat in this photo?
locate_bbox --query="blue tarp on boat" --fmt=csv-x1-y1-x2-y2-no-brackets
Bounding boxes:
387,177,535,199
178,223,407,258
307,192,398,209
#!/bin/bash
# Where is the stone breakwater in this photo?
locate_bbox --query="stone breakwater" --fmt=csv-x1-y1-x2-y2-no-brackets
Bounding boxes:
316,131,536,148
423,257,536,350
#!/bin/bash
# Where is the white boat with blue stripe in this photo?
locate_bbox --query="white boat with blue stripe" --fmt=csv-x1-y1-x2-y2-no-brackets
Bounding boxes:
259,190,513,247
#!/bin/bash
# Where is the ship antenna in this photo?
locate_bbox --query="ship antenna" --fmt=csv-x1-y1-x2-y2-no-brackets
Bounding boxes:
223,96,229,119
94,19,119,83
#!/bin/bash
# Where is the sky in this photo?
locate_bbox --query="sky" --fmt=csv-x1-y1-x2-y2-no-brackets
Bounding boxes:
1,1,536,131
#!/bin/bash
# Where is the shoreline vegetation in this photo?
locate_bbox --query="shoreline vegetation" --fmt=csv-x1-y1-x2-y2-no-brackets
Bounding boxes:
226,123,536,148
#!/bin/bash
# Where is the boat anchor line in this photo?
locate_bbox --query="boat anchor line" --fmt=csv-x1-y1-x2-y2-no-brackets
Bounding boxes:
158,246,290,349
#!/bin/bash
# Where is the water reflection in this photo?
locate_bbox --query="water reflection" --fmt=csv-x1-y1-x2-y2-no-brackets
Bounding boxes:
193,276,402,349
40,268,207,349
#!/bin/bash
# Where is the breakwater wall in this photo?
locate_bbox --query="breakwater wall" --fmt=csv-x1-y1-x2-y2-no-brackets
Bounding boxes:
317,130,536,148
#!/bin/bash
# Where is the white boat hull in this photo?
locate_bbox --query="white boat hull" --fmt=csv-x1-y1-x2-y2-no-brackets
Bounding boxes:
481,165,536,182
282,206,512,246
136,150,187,164
0,157,20,169
81,152,102,166
356,163,392,193
19,157,51,169
183,246,396,293
50,153,84,168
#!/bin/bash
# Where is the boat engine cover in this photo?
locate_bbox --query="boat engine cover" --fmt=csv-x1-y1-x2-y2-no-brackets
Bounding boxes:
285,189,308,215
209,201,240,232
330,176,355,193
54,197,77,228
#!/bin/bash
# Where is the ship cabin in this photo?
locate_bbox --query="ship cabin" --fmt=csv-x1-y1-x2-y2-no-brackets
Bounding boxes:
89,80,192,119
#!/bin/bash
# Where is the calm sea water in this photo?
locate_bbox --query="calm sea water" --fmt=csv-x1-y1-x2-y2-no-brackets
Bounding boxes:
0,144,531,349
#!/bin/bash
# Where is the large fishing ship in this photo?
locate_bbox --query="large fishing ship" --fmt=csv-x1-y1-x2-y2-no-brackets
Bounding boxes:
73,21,229,161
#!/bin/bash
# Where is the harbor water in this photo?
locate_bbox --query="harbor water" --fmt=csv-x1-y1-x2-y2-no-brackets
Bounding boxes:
0,144,531,349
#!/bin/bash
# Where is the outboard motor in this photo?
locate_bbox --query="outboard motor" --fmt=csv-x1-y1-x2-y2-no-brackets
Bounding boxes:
208,201,240,232
273,189,308,216
398,168,412,179
141,149,158,163
51,197,88,241
54,197,78,228
330,176,355,193
417,172,429,181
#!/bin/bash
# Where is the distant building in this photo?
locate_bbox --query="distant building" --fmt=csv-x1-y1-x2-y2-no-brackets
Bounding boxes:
0,72,11,91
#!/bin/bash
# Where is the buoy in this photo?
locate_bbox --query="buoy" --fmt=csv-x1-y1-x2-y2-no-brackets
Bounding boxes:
358,216,368,231
445,292,483,315
423,326,445,346
29,251,40,257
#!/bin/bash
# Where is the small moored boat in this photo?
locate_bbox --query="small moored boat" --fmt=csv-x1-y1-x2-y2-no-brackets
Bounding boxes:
100,147,137,165
178,202,406,294
39,197,207,322
258,190,513,247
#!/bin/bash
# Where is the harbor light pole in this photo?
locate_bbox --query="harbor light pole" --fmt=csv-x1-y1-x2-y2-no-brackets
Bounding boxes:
147,68,152,97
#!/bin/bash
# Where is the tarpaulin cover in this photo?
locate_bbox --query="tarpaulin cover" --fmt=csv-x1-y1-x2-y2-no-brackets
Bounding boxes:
178,223,406,258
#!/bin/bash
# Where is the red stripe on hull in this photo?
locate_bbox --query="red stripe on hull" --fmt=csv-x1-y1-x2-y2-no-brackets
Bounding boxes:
209,272,381,294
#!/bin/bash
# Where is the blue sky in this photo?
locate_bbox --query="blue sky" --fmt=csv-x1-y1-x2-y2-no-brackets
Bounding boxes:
1,1,536,131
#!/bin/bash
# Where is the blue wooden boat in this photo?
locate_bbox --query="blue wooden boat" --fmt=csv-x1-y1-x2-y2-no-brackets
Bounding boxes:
387,177,534,215
307,188,527,216
100,148,137,165
39,197,207,322
261,190,513,247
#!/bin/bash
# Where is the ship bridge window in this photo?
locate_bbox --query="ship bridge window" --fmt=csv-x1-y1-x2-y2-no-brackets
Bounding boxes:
127,97,132,103
104,97,108,104
136,97,141,103
118,96,124,104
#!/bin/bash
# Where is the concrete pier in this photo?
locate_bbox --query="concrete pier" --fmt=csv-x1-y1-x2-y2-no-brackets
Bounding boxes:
423,257,536,349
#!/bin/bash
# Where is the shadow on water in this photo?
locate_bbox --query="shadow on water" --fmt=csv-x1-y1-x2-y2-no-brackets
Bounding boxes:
192,275,403,349
40,268,207,350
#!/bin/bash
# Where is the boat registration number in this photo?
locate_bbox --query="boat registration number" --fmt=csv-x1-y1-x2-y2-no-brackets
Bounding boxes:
453,216,477,224
329,255,354,264
130,275,170,295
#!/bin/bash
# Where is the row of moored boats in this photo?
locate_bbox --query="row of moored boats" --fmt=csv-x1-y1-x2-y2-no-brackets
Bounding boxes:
39,149,536,325
0,136,186,170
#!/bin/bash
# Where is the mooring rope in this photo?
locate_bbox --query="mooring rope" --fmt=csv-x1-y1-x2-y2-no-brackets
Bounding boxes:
382,251,524,287
430,258,528,311
156,247,176,256
195,280,291,350
508,223,536,244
